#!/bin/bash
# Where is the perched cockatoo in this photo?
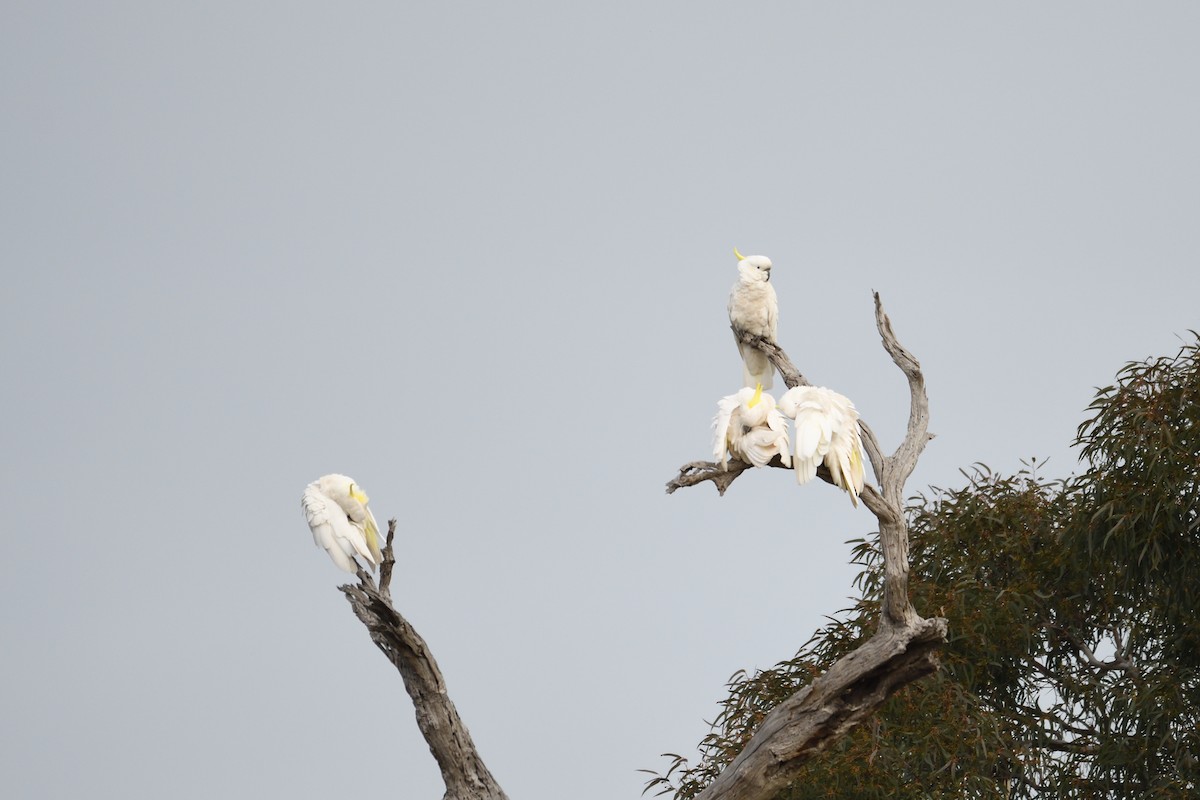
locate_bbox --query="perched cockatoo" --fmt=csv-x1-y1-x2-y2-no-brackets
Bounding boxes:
728,248,778,390
302,474,383,573
778,386,866,507
713,383,792,470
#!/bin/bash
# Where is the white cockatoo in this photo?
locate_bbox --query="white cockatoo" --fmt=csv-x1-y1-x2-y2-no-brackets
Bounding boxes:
778,386,866,507
302,474,383,573
728,248,778,390
713,383,792,470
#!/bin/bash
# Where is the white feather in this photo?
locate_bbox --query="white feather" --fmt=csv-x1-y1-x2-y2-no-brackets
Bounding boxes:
778,386,866,506
301,474,383,573
712,392,742,469
728,254,778,390
712,386,791,469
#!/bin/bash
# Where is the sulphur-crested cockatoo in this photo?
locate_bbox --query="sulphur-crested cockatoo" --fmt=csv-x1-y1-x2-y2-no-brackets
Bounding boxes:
778,386,866,507
302,474,383,573
713,383,792,470
728,248,778,390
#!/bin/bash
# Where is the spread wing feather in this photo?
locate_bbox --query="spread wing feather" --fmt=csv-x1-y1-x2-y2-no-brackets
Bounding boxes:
779,386,867,505
712,393,741,469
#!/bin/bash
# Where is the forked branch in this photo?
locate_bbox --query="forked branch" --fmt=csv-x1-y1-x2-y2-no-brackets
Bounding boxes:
334,292,940,800
668,291,928,623
665,290,946,800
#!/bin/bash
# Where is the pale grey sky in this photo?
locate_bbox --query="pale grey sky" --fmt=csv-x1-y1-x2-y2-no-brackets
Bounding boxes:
2,3,1198,798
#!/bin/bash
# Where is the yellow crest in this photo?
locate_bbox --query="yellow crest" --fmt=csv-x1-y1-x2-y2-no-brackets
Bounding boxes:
747,382,763,408
733,246,746,262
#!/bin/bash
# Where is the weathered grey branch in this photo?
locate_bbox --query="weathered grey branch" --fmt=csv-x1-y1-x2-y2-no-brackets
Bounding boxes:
340,521,508,800
693,617,947,800
866,290,931,629
665,456,891,521
733,333,809,390
667,291,945,800
739,329,883,483
670,292,929,623
666,458,758,496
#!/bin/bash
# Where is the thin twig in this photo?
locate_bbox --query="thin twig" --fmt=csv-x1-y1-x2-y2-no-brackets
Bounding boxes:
379,519,397,603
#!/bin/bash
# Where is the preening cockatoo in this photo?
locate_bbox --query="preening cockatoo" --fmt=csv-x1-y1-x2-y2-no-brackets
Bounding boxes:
713,383,792,470
728,248,778,390
778,387,866,507
302,474,383,573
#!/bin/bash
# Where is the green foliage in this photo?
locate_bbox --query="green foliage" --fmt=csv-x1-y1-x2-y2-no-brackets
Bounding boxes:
647,336,1200,799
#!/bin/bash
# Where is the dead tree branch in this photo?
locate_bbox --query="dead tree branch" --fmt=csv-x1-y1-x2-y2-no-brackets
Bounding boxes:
695,618,946,800
332,291,940,800
665,456,891,522
865,290,932,629
668,290,946,800
340,521,509,800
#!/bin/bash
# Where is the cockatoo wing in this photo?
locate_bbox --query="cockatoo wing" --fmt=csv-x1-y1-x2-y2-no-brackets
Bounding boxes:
847,427,866,497
362,506,383,564
738,414,792,468
826,437,853,501
738,428,775,468
318,474,383,567
730,388,790,468
766,407,792,468
781,387,838,485
825,394,866,506
302,483,375,573
712,393,741,469
790,413,829,484
780,386,867,505
341,497,383,564
766,286,778,341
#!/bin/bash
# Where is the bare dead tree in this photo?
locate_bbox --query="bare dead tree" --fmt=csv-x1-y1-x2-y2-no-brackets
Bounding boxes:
664,291,947,800
340,523,509,800
334,291,943,800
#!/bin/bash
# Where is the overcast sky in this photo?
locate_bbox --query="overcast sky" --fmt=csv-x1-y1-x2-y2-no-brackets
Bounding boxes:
3,3,1198,798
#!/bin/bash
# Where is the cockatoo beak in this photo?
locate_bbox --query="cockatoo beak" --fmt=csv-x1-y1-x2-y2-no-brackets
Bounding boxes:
733,246,746,262
747,382,763,408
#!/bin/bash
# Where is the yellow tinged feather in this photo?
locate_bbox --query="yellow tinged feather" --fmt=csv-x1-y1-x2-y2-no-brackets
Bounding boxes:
848,447,862,507
364,516,380,558
733,246,746,262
